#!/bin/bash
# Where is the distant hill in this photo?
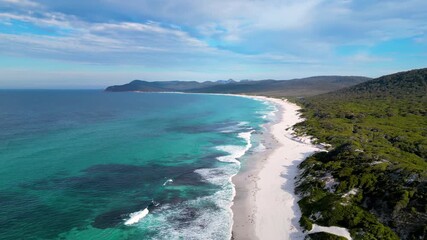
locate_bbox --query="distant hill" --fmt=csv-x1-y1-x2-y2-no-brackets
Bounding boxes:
105,76,371,97
105,80,217,92
295,68,427,239
188,76,371,97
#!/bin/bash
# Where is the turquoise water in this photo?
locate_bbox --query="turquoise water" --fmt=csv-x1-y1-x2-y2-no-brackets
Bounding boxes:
0,91,273,239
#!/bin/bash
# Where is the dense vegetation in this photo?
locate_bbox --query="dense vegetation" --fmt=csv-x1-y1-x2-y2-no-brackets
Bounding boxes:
106,76,370,97
293,68,427,239
306,232,348,240
188,76,370,97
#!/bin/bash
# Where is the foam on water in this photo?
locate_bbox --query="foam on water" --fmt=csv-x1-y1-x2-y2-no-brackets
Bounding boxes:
124,208,149,225
205,130,253,238
162,179,173,186
237,121,250,127
195,167,235,187
122,166,237,239
146,165,238,239
145,189,234,240
254,99,278,120
216,131,254,165
143,131,255,239
220,121,250,133
121,107,264,238
254,142,267,152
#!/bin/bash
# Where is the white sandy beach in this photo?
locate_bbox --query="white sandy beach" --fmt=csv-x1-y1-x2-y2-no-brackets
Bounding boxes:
253,97,319,240
232,96,352,240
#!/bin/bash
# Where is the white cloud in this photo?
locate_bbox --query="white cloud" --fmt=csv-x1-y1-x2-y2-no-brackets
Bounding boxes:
0,12,73,29
0,0,426,86
347,53,393,63
0,0,38,7
0,10,218,65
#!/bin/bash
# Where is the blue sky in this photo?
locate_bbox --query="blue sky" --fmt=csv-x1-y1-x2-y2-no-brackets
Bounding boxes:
0,0,426,88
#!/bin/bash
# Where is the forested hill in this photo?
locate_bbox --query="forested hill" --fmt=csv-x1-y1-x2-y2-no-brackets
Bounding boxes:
334,68,427,99
317,68,427,107
105,76,370,97
186,76,370,97
294,68,427,239
105,80,218,92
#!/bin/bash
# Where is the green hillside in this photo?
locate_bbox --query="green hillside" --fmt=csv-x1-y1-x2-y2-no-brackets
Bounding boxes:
188,76,370,97
106,76,370,97
294,68,427,239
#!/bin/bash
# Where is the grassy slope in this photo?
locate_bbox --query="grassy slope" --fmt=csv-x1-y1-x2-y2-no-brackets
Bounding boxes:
292,68,427,239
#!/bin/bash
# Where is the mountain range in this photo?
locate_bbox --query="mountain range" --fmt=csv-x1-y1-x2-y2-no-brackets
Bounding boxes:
105,76,371,97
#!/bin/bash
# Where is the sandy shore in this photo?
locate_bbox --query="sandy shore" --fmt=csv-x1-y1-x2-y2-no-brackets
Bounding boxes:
232,96,322,240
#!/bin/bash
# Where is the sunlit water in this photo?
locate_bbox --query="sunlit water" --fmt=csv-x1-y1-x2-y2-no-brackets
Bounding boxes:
0,90,274,239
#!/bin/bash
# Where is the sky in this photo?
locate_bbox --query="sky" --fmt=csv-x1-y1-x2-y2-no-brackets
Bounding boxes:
0,0,426,88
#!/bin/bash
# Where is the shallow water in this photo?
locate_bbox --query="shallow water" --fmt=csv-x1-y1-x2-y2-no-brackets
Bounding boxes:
0,90,273,239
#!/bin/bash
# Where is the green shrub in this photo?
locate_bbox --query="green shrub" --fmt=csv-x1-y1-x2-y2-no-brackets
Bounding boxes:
305,232,347,240
300,216,313,231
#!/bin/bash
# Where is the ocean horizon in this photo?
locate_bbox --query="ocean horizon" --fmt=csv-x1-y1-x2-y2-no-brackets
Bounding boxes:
0,90,275,239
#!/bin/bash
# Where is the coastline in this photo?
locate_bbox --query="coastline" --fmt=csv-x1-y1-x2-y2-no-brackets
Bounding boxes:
232,96,322,240
129,92,330,239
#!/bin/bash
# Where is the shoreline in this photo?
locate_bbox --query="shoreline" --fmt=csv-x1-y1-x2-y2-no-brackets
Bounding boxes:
129,91,330,239
232,96,322,240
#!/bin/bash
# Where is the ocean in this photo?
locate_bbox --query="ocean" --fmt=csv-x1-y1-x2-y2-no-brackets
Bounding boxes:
0,90,275,240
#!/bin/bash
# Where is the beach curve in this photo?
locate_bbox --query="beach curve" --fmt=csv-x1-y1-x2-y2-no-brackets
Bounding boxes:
231,96,322,240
